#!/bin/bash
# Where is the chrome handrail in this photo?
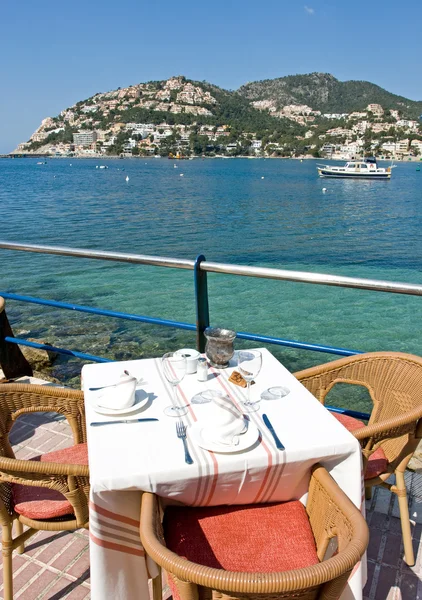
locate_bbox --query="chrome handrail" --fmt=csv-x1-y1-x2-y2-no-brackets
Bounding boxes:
1,241,422,296
0,242,195,270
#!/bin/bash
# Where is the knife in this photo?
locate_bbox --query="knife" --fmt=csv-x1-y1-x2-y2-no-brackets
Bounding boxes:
90,418,158,427
262,414,285,450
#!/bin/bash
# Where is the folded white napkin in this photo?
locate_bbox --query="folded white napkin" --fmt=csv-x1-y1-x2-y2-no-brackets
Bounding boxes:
201,393,247,446
96,374,137,410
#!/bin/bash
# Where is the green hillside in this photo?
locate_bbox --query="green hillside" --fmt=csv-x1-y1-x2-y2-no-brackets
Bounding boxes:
238,73,422,118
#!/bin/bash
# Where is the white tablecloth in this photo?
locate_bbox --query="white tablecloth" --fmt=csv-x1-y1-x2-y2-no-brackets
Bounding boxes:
83,348,365,600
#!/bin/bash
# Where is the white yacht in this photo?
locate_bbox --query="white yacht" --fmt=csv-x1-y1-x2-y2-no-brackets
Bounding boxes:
317,157,393,179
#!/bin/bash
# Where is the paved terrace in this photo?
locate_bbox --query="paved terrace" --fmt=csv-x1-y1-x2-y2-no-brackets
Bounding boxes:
0,383,421,599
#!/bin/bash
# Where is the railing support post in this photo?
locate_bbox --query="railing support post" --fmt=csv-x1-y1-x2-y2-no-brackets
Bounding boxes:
0,297,33,379
194,255,210,353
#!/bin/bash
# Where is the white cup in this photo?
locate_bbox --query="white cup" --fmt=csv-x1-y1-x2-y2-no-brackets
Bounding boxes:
175,348,200,374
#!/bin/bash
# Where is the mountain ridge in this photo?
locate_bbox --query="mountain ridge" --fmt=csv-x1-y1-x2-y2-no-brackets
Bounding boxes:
237,72,422,117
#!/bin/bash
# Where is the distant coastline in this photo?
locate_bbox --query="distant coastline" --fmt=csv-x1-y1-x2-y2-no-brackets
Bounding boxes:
12,74,422,163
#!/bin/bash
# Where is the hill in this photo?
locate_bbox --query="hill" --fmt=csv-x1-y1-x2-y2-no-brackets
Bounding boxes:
16,73,422,158
238,73,422,118
22,76,305,153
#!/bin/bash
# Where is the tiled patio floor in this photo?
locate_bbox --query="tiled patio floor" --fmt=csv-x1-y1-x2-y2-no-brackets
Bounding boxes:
0,404,421,598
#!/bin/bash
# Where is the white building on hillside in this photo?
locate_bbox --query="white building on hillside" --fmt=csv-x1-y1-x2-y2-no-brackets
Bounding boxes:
397,120,419,131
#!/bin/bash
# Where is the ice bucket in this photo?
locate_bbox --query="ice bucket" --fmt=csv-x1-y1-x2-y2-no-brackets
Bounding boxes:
204,327,236,368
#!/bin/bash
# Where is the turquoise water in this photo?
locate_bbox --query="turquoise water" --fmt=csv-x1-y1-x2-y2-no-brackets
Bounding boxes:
1,157,422,406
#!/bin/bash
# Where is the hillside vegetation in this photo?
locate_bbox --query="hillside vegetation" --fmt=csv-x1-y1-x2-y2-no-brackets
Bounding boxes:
238,73,422,118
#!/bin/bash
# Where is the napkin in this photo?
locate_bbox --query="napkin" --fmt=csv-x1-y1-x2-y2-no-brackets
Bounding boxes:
201,394,247,446
96,374,137,410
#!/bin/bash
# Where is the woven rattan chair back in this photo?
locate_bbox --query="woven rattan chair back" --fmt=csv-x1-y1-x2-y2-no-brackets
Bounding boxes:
295,352,422,469
140,465,369,600
0,383,89,600
295,351,422,567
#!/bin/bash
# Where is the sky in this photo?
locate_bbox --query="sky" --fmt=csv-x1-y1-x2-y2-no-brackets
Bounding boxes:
1,0,422,153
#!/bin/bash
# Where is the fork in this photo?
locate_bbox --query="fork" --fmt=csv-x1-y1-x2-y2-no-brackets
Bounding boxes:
176,421,193,465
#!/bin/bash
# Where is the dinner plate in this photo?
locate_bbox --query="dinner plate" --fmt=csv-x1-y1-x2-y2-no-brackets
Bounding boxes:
188,421,260,453
86,389,150,416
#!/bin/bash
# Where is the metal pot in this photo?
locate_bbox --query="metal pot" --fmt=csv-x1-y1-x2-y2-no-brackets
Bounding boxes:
204,327,236,368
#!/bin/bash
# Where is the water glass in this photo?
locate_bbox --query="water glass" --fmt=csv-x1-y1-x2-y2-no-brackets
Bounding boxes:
162,352,188,417
237,350,262,412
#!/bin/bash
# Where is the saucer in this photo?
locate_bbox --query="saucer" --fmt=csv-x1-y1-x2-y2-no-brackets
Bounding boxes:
188,421,259,453
87,389,149,416
261,386,290,401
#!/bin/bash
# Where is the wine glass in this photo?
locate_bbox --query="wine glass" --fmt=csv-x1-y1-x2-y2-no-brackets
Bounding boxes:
237,350,262,412
162,352,188,417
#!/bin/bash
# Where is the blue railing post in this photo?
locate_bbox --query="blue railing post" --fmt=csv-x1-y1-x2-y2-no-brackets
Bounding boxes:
194,254,210,353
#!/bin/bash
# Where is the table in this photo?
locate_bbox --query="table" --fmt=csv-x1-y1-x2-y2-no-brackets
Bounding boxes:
83,348,365,600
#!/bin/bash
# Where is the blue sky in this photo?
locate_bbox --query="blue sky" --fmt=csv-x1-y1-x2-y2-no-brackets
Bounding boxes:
1,0,421,153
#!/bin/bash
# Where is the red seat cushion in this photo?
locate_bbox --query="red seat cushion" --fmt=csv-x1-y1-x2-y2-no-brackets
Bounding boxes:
164,501,319,578
12,443,88,520
332,413,388,479
332,413,366,432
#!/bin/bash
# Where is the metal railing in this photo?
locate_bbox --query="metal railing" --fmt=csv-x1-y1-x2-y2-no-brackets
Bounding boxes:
3,240,422,420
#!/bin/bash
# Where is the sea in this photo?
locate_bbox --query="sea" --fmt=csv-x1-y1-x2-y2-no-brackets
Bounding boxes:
1,157,422,412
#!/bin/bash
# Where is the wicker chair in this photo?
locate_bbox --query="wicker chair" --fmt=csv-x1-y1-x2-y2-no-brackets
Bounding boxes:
0,383,89,600
295,351,422,567
140,464,368,600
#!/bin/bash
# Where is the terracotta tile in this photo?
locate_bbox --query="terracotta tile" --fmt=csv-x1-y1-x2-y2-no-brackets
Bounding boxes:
43,577,89,599
64,584,91,599
367,527,383,561
9,425,34,446
374,565,397,599
369,511,387,530
50,538,89,572
37,435,70,453
7,560,41,594
14,446,36,459
17,568,58,598
65,551,90,580
382,534,403,568
25,530,70,559
34,533,75,565
363,560,376,597
388,516,403,536
399,570,419,600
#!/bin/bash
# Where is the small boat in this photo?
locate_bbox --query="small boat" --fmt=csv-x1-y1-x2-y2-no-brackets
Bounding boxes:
317,157,393,179
99,165,108,169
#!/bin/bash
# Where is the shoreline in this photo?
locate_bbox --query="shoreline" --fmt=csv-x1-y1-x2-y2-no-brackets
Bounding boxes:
3,154,420,161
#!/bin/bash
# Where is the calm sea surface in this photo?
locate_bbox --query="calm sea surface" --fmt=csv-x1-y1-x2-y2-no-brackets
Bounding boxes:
1,157,422,410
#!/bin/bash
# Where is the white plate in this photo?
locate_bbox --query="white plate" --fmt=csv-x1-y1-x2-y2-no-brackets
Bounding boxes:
188,421,260,453
87,389,150,416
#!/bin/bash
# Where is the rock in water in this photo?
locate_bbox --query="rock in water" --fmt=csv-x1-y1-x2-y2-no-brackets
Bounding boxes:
21,339,58,371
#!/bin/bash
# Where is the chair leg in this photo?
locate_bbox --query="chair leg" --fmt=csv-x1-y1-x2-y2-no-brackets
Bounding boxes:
395,470,415,567
15,520,25,554
2,524,14,600
152,566,163,600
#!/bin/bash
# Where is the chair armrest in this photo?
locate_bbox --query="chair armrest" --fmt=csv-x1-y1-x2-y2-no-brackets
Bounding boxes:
307,465,368,559
0,383,86,445
0,456,89,479
351,405,422,443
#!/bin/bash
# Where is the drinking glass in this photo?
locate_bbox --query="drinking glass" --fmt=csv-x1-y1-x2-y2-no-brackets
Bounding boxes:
237,350,262,412
162,352,188,417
